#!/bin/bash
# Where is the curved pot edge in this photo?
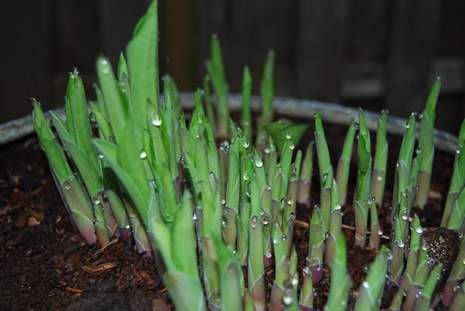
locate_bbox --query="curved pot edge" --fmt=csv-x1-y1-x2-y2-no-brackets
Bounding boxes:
0,93,458,154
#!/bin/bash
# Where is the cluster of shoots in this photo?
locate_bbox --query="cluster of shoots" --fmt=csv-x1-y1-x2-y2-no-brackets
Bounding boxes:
33,1,465,310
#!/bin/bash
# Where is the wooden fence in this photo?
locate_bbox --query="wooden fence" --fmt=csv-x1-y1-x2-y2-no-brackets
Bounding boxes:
2,0,464,133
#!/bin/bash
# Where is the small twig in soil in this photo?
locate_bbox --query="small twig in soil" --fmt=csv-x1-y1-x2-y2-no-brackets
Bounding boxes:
92,238,119,257
82,262,118,274
65,287,83,294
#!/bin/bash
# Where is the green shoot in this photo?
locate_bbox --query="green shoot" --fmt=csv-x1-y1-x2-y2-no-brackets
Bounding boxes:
298,142,313,207
415,79,440,209
371,111,388,206
354,109,372,248
207,35,229,138
256,51,275,149
354,246,389,311
326,233,352,311
336,119,355,205
241,66,253,142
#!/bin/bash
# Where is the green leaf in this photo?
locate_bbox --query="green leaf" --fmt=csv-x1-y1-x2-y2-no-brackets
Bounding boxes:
213,236,244,311
64,70,95,161
117,121,150,201
126,1,159,127
171,191,199,277
260,50,275,121
163,271,207,311
32,101,72,182
264,120,308,153
241,66,252,142
93,139,148,220
418,78,440,173
326,233,351,311
314,112,332,181
51,112,102,198
354,246,389,311
207,34,229,137
96,56,128,142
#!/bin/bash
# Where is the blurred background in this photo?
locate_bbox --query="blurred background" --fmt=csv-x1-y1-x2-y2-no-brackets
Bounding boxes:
1,0,465,134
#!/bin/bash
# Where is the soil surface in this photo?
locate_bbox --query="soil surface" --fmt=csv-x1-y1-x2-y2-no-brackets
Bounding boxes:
0,120,457,310
0,138,169,311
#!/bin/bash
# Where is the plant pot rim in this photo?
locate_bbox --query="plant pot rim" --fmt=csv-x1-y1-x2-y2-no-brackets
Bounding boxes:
0,93,458,153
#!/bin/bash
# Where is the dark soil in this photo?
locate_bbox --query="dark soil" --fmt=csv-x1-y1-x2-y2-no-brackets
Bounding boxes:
0,120,457,310
0,138,169,311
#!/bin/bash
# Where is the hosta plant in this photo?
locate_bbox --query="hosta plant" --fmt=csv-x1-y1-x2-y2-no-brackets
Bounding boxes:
33,1,465,310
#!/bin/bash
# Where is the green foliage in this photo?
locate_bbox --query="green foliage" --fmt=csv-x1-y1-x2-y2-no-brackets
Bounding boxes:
32,1,464,309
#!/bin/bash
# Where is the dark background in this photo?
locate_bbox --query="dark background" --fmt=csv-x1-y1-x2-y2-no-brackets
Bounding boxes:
1,0,465,134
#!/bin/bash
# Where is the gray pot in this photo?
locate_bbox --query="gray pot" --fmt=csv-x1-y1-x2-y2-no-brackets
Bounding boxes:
0,94,458,154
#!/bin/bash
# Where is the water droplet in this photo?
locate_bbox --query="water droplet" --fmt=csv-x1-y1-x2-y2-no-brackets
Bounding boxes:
242,141,250,149
462,259,465,265
192,212,198,221
289,143,295,150
456,149,461,155
322,173,328,183
98,154,105,160
255,158,263,168
99,58,110,73
282,295,293,306
287,199,293,206
303,266,311,275
140,151,147,160
281,234,287,241
377,175,383,182
401,214,409,221
251,215,258,229
416,227,423,234
378,229,384,236
264,147,271,154
273,239,278,245
265,252,272,258
285,132,292,140
242,174,249,181
396,240,405,248
291,277,298,287
221,199,226,205
151,117,162,127
94,199,101,206
334,204,342,211
362,281,369,289
262,215,269,226
64,182,72,190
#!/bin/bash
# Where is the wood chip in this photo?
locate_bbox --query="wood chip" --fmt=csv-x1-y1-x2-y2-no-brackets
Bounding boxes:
139,271,155,286
82,262,118,274
65,287,83,294
27,216,41,226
